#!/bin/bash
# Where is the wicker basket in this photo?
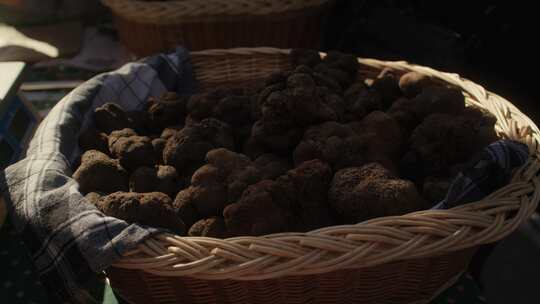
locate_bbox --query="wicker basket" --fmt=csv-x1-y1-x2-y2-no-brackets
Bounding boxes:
101,0,332,56
106,48,540,304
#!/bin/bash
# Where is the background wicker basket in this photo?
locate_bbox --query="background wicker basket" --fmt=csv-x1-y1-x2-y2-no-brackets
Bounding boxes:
106,48,540,304
101,0,332,56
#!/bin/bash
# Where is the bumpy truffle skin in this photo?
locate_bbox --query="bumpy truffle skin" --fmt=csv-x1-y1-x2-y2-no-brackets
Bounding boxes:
73,150,129,194
94,103,132,134
147,92,188,131
388,86,466,136
163,118,235,172
173,189,201,229
274,159,335,232
152,138,167,164
109,129,156,171
253,66,347,153
414,86,465,117
354,111,403,160
252,120,304,155
108,128,138,145
223,180,291,236
254,154,291,180
187,88,254,151
343,83,383,121
293,121,397,171
293,121,359,169
242,136,268,160
175,167,228,217
129,165,183,198
399,72,433,97
97,192,185,234
188,89,253,128
370,75,402,108
175,148,264,218
422,176,451,205
329,163,425,223
224,159,334,236
160,125,183,140
289,49,322,68
313,51,359,90
400,109,498,179
126,110,151,135
387,97,423,136
188,217,228,238
79,127,109,154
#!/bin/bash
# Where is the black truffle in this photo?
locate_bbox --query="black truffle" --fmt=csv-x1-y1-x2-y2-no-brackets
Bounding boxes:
97,191,185,234
109,129,156,171
329,163,426,223
94,103,132,134
163,118,235,173
147,92,188,132
78,127,109,154
188,217,228,238
129,165,183,198
73,150,129,194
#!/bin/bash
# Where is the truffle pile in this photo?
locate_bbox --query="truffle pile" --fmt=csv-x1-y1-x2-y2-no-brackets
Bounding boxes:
74,49,499,237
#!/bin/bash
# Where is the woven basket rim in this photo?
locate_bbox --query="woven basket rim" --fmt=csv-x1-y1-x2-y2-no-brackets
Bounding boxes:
101,0,332,24
112,47,540,281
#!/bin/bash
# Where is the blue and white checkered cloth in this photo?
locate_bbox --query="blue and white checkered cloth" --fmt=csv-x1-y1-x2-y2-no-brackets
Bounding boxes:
0,47,531,303
1,48,196,303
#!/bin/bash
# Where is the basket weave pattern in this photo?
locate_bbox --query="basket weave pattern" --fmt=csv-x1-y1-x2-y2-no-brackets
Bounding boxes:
102,0,331,55
107,48,540,304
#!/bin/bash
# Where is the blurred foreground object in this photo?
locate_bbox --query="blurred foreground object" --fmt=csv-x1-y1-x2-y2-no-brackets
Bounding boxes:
35,27,130,71
0,21,82,62
0,0,104,25
102,0,333,56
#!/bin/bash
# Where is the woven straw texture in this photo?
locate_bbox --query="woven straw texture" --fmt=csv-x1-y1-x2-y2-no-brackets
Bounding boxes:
101,0,331,55
107,48,540,304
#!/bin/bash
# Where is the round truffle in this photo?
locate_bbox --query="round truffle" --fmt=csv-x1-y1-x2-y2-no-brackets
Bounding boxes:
147,92,188,131
329,163,425,223
78,127,109,154
94,103,132,134
73,150,129,194
109,132,156,171
163,118,235,173
129,165,182,198
188,217,228,238
97,191,185,234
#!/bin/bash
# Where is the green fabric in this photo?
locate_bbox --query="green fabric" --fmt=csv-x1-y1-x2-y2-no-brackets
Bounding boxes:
0,217,485,304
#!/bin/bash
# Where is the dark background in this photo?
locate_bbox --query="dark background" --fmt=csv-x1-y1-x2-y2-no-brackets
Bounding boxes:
323,3,540,302
323,0,539,123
